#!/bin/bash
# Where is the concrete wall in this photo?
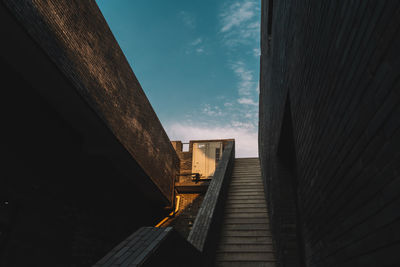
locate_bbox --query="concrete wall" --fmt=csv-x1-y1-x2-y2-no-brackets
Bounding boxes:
259,1,400,266
172,139,234,183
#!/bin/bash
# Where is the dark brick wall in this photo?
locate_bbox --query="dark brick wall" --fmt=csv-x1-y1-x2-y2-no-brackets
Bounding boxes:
0,57,167,266
2,0,178,204
164,194,205,238
0,1,179,265
259,1,400,266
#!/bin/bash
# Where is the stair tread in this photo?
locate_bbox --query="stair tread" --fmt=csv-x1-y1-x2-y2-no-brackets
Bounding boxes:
214,158,276,266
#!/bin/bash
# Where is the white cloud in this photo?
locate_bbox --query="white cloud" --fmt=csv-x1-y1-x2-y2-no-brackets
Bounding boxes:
253,47,260,57
187,37,205,54
180,11,196,29
166,122,258,157
196,47,205,54
224,102,233,107
219,0,260,47
202,104,223,116
191,38,202,46
220,1,256,33
231,61,256,97
238,97,258,106
168,0,261,157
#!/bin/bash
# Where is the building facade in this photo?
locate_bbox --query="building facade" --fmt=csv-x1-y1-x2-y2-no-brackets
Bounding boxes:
259,1,400,266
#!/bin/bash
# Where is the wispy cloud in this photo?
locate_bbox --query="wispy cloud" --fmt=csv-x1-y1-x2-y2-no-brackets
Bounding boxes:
167,1,260,157
191,38,202,46
219,0,260,47
224,102,233,107
179,11,196,29
166,122,258,157
253,47,260,57
238,97,258,106
231,61,256,96
187,37,206,54
202,104,223,116
218,0,260,110
220,1,257,33
196,48,205,54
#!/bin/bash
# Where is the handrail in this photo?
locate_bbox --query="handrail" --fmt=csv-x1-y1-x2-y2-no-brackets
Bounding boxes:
154,195,181,227
187,141,235,253
94,141,235,266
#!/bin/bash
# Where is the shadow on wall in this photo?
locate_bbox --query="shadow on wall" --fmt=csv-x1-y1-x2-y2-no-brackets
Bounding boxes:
0,51,167,267
275,96,305,267
162,194,205,238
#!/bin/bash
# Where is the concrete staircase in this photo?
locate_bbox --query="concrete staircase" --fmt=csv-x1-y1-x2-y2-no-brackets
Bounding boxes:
215,158,276,267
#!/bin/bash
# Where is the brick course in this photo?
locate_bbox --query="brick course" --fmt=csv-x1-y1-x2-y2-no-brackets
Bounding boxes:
259,1,400,266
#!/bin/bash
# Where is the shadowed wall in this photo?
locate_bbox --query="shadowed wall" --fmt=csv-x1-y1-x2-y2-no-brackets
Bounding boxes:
0,1,179,265
259,1,400,266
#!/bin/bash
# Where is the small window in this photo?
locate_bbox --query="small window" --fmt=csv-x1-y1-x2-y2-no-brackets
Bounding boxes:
182,143,189,152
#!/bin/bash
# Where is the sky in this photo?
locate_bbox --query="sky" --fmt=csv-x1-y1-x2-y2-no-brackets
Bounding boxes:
96,0,261,157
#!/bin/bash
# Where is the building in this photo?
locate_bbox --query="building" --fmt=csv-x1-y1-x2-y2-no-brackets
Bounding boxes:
0,1,178,265
259,0,400,266
1,0,400,266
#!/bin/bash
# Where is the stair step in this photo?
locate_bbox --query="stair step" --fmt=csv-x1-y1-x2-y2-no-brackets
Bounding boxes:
225,208,268,213
232,174,261,176
229,187,264,190
233,171,261,173
227,199,267,204
233,170,260,173
225,224,270,230
231,175,261,177
227,195,265,199
216,252,275,262
214,158,276,266
232,170,260,172
219,236,273,244
233,168,261,170
233,169,260,170
230,184,262,186
232,174,261,175
225,203,267,208
217,243,273,252
230,183,262,186
227,194,263,197
215,262,276,267
231,179,261,181
222,218,269,224
228,192,265,196
230,183,263,186
222,230,271,237
233,168,260,170
229,187,263,189
227,196,266,201
230,180,261,183
223,212,268,219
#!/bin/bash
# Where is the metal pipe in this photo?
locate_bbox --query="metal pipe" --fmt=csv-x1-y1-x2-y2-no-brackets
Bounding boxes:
155,195,181,227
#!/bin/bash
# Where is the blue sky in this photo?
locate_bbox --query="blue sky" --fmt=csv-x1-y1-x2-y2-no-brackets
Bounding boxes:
96,0,260,157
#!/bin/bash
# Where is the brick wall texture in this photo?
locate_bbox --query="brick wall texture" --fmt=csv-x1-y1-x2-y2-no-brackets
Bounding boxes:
259,1,400,266
164,194,204,238
2,0,178,204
